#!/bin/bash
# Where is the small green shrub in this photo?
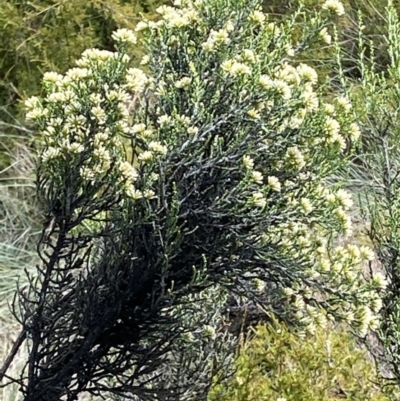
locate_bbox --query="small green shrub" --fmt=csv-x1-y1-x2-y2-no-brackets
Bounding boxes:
209,320,397,401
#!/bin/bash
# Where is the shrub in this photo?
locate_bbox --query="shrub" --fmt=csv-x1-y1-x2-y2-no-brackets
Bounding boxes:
209,319,397,401
341,0,400,390
0,0,384,400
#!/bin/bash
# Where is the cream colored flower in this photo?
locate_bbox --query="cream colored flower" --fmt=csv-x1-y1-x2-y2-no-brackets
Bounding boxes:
188,126,199,135
336,96,352,111
349,122,361,141
322,0,345,15
112,28,137,44
25,96,41,111
91,106,106,125
125,68,149,92
371,297,383,313
266,22,281,37
119,161,139,182
335,189,353,210
284,44,295,57
259,75,274,89
242,49,257,64
267,176,281,192
132,123,147,134
43,71,64,85
325,117,340,138
275,63,300,85
319,27,332,44
247,108,261,119
158,115,172,127
300,198,313,214
274,80,291,100
372,272,387,289
297,64,318,85
135,21,150,32
229,62,251,76
140,55,150,65
359,246,375,261
252,278,266,292
242,155,254,169
346,244,361,260
47,92,66,103
68,143,84,153
175,77,192,88
65,67,91,81
213,29,229,42
334,207,352,234
224,20,234,32
251,171,264,184
302,87,319,111
252,192,267,208
148,141,168,155
79,49,117,64
41,147,61,162
80,166,96,181
324,103,335,115
144,189,156,199
285,147,305,169
126,187,143,200
138,151,154,162
203,325,216,339
250,10,266,24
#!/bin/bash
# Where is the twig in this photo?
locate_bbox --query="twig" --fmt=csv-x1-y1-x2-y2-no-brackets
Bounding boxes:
0,330,26,384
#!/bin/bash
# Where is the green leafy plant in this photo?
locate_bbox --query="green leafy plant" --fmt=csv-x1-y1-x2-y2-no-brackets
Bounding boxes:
209,319,397,401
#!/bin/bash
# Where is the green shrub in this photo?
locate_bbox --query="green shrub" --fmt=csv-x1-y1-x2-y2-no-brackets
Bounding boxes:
209,320,397,401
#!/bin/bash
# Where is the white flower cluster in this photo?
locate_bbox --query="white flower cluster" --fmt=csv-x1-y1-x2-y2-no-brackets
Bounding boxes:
222,59,252,77
254,63,320,122
135,4,199,31
112,28,137,45
249,10,266,25
322,0,345,16
274,223,380,336
25,37,168,203
156,5,199,28
202,21,234,52
125,68,150,93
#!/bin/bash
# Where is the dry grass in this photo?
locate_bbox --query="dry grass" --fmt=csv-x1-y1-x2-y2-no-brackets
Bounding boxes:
0,137,41,401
